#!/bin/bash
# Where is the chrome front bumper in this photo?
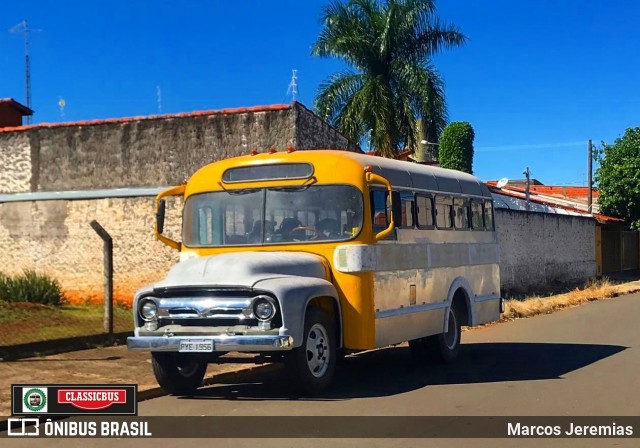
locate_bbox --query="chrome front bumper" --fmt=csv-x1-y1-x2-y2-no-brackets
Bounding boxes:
127,335,294,352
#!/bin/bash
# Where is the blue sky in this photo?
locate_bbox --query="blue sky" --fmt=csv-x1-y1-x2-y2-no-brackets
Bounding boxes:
1,0,638,185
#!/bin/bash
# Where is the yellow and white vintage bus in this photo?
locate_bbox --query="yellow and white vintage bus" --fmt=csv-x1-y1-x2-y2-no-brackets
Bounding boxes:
128,149,502,395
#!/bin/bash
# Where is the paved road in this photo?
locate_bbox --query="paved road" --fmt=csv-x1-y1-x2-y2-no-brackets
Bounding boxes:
4,292,640,447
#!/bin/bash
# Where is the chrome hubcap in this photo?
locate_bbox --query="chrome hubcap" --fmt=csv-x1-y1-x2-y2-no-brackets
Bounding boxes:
306,323,330,378
444,309,458,350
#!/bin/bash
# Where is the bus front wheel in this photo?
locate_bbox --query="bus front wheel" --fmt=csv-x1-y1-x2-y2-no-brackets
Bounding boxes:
151,352,207,395
286,307,337,395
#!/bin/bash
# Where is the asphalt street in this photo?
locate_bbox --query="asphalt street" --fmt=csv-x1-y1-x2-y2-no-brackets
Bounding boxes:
3,292,640,447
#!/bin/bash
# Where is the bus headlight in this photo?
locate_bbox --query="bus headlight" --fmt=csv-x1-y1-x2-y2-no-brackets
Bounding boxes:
253,296,276,321
140,299,158,321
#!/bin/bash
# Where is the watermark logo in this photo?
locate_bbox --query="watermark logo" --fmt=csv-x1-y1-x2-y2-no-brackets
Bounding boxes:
57,388,127,411
7,418,40,436
11,384,137,416
22,387,48,413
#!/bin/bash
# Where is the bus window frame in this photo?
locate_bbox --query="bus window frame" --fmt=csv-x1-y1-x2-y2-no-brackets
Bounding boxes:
397,190,416,229
484,199,495,231
434,194,454,230
370,187,397,240
453,197,471,231
415,193,436,229
470,199,486,231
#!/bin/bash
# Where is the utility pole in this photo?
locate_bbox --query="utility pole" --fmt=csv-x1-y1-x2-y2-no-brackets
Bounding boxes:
9,20,38,124
587,139,593,213
523,166,531,211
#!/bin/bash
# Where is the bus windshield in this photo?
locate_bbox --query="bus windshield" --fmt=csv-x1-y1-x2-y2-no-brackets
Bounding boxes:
183,185,363,247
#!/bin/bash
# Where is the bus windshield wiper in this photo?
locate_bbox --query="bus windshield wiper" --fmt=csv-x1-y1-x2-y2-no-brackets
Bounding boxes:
217,182,261,195
269,186,311,192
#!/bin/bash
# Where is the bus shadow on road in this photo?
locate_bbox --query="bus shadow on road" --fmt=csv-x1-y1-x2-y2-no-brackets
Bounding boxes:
186,342,626,401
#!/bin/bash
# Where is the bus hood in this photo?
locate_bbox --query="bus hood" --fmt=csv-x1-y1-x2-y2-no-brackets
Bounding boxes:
152,251,328,289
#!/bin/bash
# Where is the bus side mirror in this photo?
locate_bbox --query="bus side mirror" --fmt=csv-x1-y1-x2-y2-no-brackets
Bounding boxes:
391,191,402,228
366,171,396,241
156,199,166,234
154,184,185,251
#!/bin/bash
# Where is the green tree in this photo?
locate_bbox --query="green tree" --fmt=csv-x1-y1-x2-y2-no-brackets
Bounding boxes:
595,128,640,229
312,0,466,158
438,121,474,173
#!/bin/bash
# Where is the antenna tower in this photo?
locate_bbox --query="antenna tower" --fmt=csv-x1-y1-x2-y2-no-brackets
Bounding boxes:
9,20,38,124
286,69,298,102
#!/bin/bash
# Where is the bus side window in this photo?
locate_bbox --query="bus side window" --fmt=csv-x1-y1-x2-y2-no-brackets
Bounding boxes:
416,195,434,228
435,196,453,229
370,189,396,239
371,190,389,229
454,198,470,230
471,200,485,230
399,191,415,228
484,200,495,230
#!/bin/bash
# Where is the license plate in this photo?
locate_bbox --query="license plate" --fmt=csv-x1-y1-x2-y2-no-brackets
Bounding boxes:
178,339,214,352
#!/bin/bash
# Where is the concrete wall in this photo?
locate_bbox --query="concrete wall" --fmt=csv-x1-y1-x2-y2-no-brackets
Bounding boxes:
496,209,596,294
0,101,361,305
0,102,360,194
0,197,182,305
0,133,31,193
0,200,598,304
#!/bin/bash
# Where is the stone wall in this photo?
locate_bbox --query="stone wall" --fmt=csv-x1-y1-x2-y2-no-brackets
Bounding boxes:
0,196,182,305
0,133,31,193
496,209,596,294
293,102,359,151
0,102,360,194
0,199,598,304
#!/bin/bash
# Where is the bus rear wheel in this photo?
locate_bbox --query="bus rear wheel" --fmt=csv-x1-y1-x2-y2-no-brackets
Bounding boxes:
409,303,461,364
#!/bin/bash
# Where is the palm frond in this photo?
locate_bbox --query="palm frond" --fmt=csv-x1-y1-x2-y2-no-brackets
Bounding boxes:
311,0,464,157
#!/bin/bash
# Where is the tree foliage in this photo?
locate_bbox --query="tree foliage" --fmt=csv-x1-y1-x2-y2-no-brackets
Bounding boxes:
438,121,474,173
595,128,640,229
311,0,466,158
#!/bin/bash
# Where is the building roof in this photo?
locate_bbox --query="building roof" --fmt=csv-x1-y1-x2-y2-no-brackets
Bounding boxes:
0,98,33,115
488,183,622,224
0,103,291,133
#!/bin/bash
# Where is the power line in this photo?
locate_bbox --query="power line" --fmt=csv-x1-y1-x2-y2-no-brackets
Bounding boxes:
476,140,585,152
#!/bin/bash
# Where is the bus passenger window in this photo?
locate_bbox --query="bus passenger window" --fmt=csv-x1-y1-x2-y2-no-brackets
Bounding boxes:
416,195,434,227
370,190,389,230
399,192,415,227
435,196,453,229
454,198,470,229
471,200,484,230
484,200,494,230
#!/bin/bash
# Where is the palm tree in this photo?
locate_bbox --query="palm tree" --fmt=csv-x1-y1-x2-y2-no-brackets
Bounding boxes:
312,0,466,158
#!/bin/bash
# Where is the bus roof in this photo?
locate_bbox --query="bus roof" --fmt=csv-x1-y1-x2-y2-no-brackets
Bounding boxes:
190,149,492,199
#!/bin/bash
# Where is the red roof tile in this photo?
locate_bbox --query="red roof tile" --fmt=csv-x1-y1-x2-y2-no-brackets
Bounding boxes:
0,103,291,133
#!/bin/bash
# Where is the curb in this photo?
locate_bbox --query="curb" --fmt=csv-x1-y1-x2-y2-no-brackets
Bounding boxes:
0,332,132,361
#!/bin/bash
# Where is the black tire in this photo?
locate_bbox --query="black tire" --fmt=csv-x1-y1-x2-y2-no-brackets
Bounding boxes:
151,352,207,395
286,307,337,395
409,303,462,364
